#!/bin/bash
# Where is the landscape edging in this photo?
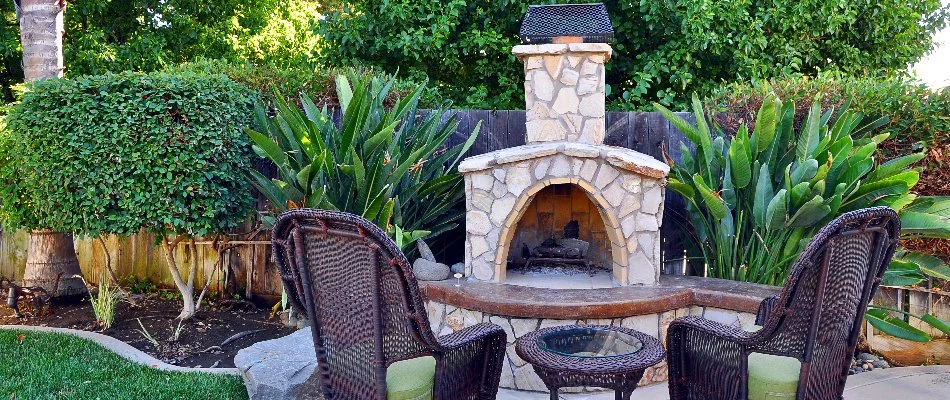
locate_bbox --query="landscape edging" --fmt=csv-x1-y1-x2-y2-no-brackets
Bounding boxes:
1,324,241,375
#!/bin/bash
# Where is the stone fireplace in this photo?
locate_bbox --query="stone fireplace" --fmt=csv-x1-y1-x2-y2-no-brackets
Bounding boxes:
460,41,669,287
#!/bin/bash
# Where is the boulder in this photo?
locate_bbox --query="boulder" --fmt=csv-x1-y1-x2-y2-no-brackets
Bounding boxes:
234,327,317,400
413,258,450,281
450,262,465,275
416,239,437,262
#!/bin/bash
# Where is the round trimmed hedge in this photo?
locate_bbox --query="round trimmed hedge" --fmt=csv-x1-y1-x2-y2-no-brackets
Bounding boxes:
0,70,256,238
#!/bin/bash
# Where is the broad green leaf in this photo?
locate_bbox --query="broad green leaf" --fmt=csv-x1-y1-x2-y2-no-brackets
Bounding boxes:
790,159,819,184
882,260,927,286
305,186,327,209
378,198,395,229
694,174,728,220
752,95,778,153
866,309,931,342
667,179,696,199
654,102,705,149
245,127,288,167
900,211,950,239
753,163,773,226
248,170,289,211
335,74,354,113
906,253,950,281
729,132,752,188
905,196,950,218
881,271,927,287
867,153,925,182
786,195,830,228
921,314,950,336
765,189,788,231
797,100,821,161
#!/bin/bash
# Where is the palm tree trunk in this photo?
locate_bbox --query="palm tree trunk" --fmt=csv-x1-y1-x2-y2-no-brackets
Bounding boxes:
16,0,85,297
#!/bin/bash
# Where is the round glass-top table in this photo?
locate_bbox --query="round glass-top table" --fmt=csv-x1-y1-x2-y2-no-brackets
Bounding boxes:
536,327,644,358
516,325,665,400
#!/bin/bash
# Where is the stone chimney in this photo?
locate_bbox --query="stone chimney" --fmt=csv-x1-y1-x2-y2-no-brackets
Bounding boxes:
513,43,611,145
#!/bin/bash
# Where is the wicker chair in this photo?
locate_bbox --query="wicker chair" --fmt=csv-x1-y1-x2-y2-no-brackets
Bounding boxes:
273,209,508,400
666,207,900,400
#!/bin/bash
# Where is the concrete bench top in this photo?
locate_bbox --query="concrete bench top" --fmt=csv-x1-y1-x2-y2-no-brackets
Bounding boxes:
419,275,781,319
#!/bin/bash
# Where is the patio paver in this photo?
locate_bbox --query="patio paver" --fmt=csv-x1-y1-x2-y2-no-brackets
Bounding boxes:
499,365,950,400
497,383,669,400
842,365,950,400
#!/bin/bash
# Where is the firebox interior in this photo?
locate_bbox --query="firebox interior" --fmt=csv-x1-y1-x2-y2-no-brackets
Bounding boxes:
505,183,615,289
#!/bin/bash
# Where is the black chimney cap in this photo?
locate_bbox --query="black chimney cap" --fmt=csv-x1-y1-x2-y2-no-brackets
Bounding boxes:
519,3,614,44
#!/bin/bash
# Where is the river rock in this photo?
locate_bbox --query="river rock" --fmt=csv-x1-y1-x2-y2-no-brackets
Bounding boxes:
234,327,316,400
416,239,437,262
450,262,465,275
413,258,450,281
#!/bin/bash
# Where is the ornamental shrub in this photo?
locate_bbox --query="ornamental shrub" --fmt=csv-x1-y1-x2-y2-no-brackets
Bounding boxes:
0,70,256,319
246,72,477,249
172,60,446,108
657,94,950,285
658,94,950,341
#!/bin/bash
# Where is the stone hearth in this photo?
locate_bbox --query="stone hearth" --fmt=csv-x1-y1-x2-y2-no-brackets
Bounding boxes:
460,42,669,286
460,142,667,285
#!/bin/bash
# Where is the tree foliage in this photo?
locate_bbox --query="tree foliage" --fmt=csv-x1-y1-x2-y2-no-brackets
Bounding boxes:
319,0,949,110
0,0,322,102
318,0,526,110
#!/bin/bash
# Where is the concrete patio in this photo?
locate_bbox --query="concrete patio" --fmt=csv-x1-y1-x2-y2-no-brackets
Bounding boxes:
497,365,950,400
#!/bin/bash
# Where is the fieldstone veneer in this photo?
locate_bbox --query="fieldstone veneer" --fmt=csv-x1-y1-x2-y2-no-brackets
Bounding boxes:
460,143,668,285
460,42,670,286
516,43,611,144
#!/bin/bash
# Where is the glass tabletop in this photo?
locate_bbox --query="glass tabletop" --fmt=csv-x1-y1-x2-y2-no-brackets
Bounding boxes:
536,327,643,358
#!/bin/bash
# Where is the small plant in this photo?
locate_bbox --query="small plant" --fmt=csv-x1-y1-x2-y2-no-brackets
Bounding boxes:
169,319,186,342
125,276,157,295
89,271,123,330
136,318,159,347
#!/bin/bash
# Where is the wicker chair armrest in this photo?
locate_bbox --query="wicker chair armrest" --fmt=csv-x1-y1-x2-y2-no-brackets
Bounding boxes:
755,295,780,326
436,322,507,350
667,316,753,400
433,322,507,400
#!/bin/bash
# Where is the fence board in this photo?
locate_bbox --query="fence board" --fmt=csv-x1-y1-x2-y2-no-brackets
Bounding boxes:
604,112,627,147
506,111,527,147
470,109,492,155
488,110,509,152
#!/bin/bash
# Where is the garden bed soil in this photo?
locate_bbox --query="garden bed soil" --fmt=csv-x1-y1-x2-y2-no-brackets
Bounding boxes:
0,294,292,368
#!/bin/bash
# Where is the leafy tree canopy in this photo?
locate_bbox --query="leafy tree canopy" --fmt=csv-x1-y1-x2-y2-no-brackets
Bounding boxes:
0,0,321,101
319,0,949,110
0,1,947,110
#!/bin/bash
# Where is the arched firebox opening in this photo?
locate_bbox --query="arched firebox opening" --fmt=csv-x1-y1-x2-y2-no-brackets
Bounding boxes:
504,183,616,289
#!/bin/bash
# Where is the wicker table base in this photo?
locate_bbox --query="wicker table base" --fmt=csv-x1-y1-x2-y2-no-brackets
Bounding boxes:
515,325,665,400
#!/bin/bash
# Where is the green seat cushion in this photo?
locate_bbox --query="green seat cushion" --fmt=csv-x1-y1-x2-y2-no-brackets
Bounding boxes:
743,325,801,400
386,356,436,400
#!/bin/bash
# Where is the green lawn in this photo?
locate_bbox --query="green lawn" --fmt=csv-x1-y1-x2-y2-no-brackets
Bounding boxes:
0,329,248,400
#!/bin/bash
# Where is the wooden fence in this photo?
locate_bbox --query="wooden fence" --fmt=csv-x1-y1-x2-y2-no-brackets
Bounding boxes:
871,284,950,364
0,110,694,299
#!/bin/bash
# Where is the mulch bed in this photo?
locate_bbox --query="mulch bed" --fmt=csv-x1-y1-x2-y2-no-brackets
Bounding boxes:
0,294,293,368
